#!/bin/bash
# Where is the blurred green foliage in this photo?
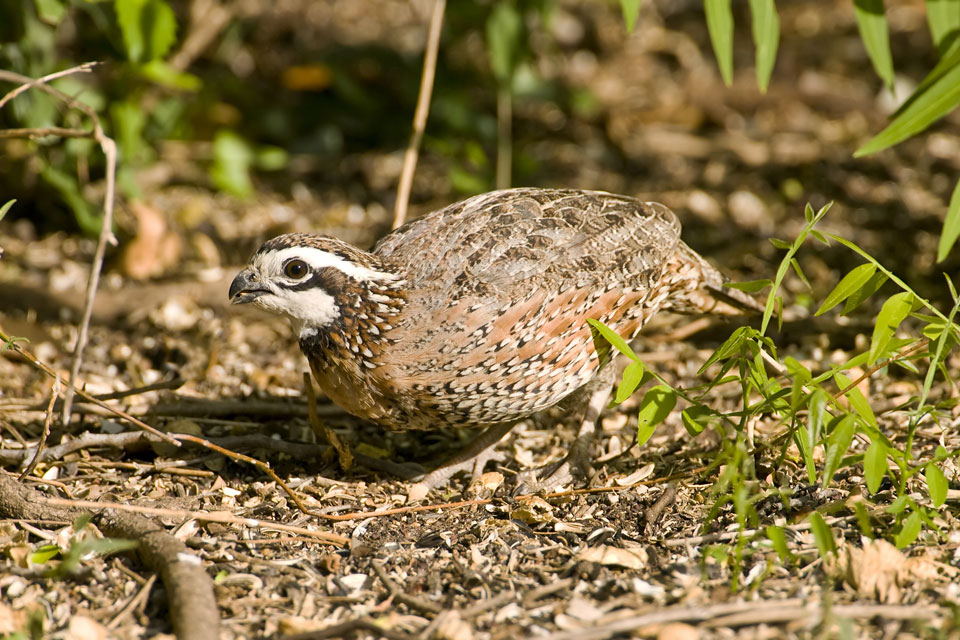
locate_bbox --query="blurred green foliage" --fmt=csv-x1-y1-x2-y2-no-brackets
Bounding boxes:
0,0,563,234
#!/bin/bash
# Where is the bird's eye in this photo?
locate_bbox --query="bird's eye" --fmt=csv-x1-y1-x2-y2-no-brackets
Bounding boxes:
283,259,308,279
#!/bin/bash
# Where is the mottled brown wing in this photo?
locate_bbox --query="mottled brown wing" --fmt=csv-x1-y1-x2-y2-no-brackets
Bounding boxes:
373,188,681,299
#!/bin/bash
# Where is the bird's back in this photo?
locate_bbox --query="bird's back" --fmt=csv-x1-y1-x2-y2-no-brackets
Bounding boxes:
368,189,686,428
374,188,682,301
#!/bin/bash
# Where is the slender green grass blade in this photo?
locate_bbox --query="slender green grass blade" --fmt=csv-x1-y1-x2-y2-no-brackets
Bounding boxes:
926,0,960,53
938,177,960,261
620,0,642,33
705,0,735,86
749,0,779,93
854,0,895,89
856,56,960,156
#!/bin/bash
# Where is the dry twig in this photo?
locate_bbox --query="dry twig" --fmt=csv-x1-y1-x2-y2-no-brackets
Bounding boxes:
18,379,59,480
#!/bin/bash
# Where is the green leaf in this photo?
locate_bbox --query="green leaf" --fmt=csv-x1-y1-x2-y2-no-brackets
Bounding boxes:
765,525,793,563
895,510,922,548
855,50,960,156
0,199,14,222
704,0,734,86
926,463,948,507
139,60,201,91
835,372,876,426
724,279,772,293
769,237,791,250
853,0,894,89
29,544,60,565
823,415,856,488
35,0,66,24
115,0,178,63
863,439,887,493
854,501,874,537
887,495,909,514
620,0,642,32
749,0,779,93
210,130,255,199
614,361,645,404
926,0,960,53
808,512,837,556
680,406,709,436
869,292,914,364
636,385,676,446
816,263,877,316
586,319,639,361
843,271,889,314
486,1,523,84
938,177,960,262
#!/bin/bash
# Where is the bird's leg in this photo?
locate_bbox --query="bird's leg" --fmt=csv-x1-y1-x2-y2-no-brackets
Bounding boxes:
409,421,516,494
515,363,618,494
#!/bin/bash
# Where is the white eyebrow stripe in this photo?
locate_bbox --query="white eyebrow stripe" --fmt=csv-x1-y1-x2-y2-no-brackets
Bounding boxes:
257,247,399,283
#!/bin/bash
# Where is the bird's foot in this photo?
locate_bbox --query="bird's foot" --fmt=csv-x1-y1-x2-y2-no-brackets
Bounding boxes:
407,422,515,500
514,434,596,494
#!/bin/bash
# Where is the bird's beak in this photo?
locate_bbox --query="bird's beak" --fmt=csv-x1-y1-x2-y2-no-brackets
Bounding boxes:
229,269,267,304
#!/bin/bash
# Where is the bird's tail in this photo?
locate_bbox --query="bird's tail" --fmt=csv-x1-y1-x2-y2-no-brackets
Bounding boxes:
662,242,765,317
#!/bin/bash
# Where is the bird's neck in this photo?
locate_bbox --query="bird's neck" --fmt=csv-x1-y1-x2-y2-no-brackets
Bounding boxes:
297,267,407,368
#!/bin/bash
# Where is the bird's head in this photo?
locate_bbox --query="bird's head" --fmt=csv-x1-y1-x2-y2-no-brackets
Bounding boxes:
229,233,404,338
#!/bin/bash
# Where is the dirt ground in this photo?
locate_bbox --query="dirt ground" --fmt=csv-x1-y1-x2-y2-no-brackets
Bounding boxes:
2,1,960,638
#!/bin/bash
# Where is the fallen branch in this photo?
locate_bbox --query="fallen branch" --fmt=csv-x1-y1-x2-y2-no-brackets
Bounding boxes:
0,473,221,640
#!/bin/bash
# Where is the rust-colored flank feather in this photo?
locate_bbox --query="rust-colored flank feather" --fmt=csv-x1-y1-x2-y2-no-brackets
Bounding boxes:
229,188,760,432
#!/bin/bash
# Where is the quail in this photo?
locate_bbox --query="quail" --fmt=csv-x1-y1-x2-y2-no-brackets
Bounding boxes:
229,188,761,490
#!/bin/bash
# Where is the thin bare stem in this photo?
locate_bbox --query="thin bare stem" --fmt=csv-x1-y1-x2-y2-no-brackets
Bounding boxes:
0,62,97,111
0,127,95,139
393,0,446,229
495,85,512,189
62,135,117,423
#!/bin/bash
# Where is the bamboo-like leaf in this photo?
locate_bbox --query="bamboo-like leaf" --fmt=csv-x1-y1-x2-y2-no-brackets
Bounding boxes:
926,0,960,53
926,463,948,507
869,292,914,364
587,319,638,361
614,361,645,404
636,384,676,446
705,0,734,86
856,55,960,156
853,0,894,89
749,0,779,93
816,263,877,316
843,271,889,314
620,0,643,33
864,440,887,493
725,279,772,293
938,177,960,262
835,372,877,426
0,199,14,222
